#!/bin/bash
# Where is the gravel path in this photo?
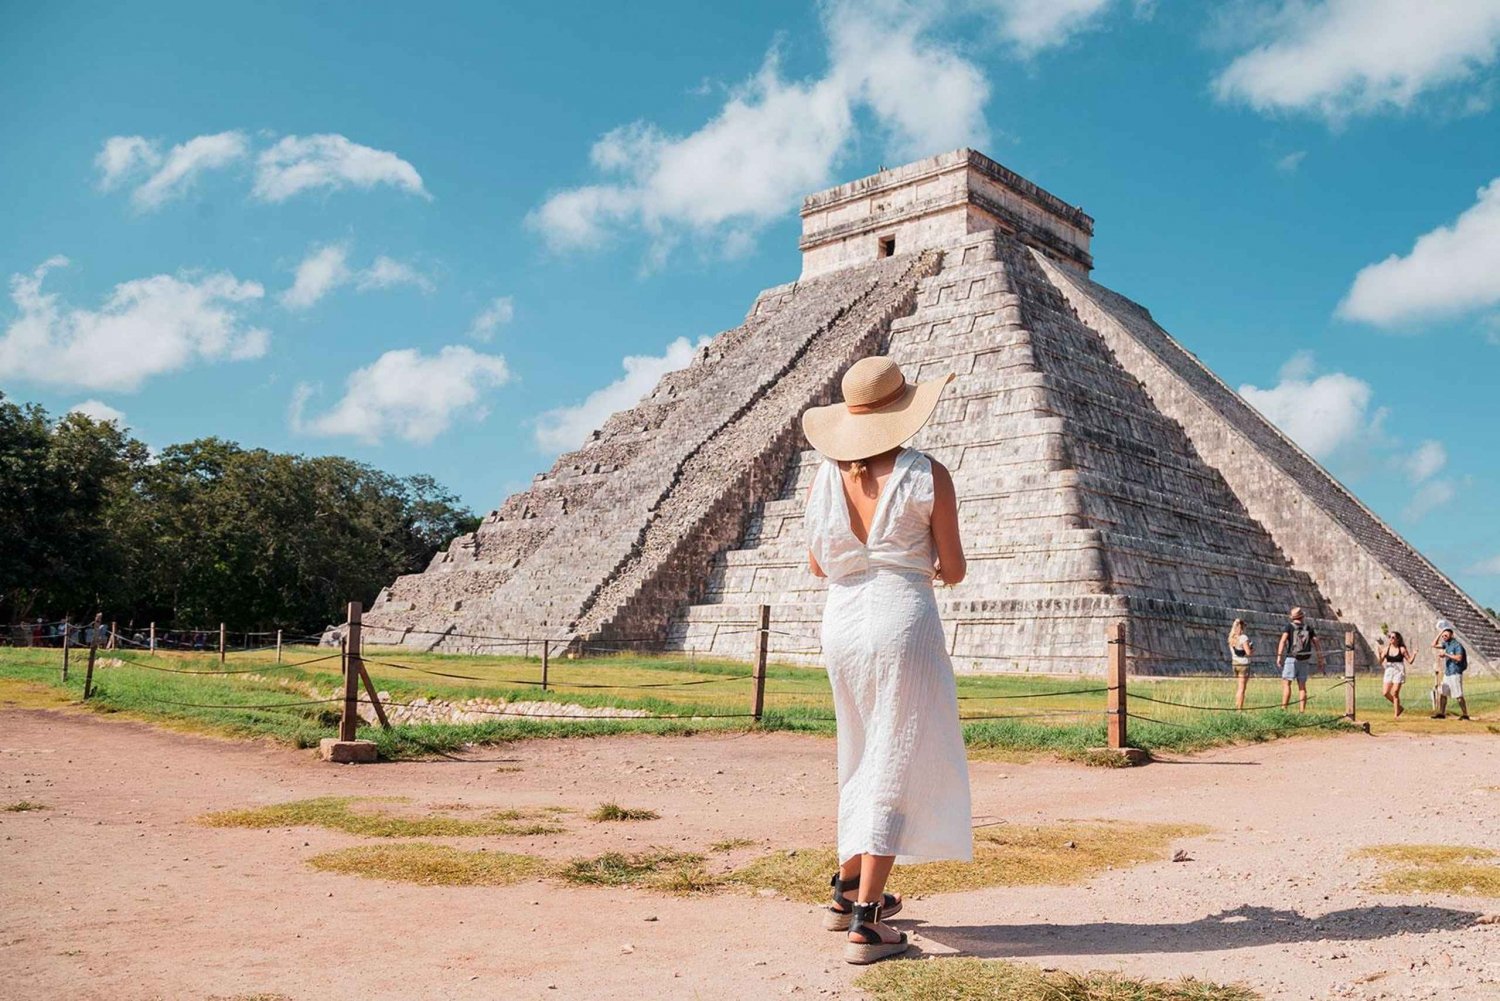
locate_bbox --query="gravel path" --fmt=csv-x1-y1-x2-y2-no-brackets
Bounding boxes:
2,708,1497,1000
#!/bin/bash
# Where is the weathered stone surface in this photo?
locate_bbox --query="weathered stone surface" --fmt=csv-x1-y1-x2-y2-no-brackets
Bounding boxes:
354,149,1497,677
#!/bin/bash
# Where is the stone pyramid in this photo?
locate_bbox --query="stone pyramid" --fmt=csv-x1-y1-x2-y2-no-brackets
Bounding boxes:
363,150,1498,676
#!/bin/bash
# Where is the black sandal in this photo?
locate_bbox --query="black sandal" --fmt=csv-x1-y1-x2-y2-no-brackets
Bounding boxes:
843,900,909,964
825,871,902,931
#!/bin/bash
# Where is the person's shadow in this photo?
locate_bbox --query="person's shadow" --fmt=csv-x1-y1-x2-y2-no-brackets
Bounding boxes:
909,903,1481,958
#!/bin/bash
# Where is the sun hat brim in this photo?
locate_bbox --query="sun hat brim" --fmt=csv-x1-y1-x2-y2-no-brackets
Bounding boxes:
801,373,954,461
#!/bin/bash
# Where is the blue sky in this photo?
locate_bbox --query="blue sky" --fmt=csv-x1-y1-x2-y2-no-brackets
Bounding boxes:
2,0,1498,607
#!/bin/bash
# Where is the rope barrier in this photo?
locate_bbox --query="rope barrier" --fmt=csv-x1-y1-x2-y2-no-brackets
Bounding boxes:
359,657,755,691
106,652,343,676
956,686,1109,701
1128,678,1350,713
152,696,343,711
358,696,761,721
959,709,1108,722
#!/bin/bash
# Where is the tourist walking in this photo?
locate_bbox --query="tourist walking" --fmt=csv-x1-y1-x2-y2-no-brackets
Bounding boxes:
1228,618,1254,709
802,356,971,965
1378,630,1414,719
1431,620,1470,720
1275,607,1323,712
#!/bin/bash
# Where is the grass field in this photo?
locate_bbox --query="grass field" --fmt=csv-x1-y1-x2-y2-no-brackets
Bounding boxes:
1,642,1493,761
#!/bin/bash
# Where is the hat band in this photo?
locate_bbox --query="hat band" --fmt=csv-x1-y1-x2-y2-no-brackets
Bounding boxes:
846,382,908,414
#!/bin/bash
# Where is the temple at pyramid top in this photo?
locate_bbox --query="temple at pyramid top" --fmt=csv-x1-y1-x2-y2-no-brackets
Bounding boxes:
351,150,1498,678
799,149,1094,279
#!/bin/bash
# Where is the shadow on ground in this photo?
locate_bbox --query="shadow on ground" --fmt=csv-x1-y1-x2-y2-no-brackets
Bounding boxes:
913,904,1481,958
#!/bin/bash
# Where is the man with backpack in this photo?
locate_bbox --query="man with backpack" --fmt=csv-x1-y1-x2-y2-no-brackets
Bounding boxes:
1431,620,1470,720
1276,607,1324,712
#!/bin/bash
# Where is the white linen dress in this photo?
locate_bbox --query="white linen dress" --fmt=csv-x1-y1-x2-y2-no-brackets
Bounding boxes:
806,447,973,865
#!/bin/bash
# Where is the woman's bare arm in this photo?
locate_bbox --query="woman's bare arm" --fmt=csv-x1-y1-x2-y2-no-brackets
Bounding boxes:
930,459,966,586
807,476,826,578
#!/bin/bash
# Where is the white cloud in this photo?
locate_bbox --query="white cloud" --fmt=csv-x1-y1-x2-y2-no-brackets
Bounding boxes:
253,134,429,203
1403,478,1457,522
1403,439,1447,484
1239,351,1385,461
291,345,510,444
528,1,988,263
1274,150,1306,173
0,256,267,392
983,0,1115,55
1214,0,1500,121
828,3,990,158
1469,553,1500,575
68,399,126,424
280,243,353,310
534,335,708,453
95,136,160,190
356,256,434,293
130,131,249,210
279,244,431,310
468,296,515,341
1338,177,1500,327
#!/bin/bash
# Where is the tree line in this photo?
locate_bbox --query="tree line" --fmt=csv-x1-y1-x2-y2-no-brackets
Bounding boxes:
1,394,479,633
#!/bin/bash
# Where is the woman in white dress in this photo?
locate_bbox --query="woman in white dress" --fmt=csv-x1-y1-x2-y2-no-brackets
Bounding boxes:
801,356,973,965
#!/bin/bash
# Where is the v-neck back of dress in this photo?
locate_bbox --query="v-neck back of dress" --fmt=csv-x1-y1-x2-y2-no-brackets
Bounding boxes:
806,447,938,581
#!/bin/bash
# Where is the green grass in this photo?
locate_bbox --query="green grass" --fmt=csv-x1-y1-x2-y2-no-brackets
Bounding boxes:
3,643,1482,761
855,958,1260,1001
200,795,565,837
1357,844,1500,898
588,802,660,822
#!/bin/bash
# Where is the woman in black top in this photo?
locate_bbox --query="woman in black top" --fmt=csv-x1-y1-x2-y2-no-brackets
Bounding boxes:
1378,630,1414,719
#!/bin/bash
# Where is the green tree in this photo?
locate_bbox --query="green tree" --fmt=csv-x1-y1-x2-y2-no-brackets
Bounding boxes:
0,395,476,632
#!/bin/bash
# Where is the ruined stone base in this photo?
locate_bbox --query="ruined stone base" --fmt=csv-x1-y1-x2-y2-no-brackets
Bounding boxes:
319,738,378,764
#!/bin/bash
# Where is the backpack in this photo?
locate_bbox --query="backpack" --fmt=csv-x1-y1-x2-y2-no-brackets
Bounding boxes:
1289,622,1313,658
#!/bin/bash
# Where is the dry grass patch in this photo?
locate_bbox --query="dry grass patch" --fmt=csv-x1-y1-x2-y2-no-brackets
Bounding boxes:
556,849,719,893
856,958,1259,1001
728,822,1207,902
308,843,548,886
200,796,565,837
589,802,660,822
710,837,757,852
1357,845,1500,898
3,800,48,812
0,677,74,709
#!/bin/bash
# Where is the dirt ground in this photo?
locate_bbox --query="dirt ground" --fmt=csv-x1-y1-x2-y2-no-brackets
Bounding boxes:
2,709,1498,1001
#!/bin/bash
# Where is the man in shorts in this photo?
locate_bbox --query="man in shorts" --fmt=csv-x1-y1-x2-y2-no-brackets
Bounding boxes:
1431,622,1470,720
1276,607,1323,712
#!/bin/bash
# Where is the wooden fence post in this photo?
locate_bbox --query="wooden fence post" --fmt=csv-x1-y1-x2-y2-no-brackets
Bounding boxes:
148,622,156,654
61,617,70,682
752,604,769,722
83,613,102,700
1344,628,1357,721
541,640,550,691
276,629,283,664
107,621,117,650
218,623,226,663
1107,620,1127,750
341,603,363,742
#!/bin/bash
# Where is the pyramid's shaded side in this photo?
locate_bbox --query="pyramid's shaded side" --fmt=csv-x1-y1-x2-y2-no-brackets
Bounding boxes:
1036,253,1500,671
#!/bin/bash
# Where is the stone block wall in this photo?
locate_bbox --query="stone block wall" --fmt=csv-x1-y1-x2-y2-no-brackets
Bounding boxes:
1038,254,1498,675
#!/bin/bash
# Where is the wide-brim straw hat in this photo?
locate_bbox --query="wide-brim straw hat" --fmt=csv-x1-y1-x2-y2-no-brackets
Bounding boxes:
801,356,954,461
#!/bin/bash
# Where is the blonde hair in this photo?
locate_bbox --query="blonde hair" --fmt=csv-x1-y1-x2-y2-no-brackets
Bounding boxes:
846,458,868,481
1229,619,1246,642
